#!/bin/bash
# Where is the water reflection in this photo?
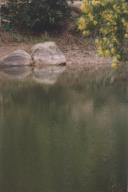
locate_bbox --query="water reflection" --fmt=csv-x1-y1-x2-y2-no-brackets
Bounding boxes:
0,66,32,79
0,65,66,84
0,79,127,192
33,66,66,84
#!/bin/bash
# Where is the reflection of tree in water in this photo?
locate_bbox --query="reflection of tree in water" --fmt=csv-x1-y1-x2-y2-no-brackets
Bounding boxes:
0,81,127,192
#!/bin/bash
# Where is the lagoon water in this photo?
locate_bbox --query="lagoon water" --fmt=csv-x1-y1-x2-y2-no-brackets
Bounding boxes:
0,74,127,192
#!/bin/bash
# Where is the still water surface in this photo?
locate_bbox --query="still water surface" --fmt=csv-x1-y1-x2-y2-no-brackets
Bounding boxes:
0,75,127,192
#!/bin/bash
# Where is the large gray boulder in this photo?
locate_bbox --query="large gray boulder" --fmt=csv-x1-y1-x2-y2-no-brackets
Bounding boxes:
0,50,32,67
31,42,66,66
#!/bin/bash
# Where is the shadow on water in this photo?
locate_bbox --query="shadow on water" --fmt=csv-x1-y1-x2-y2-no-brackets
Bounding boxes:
0,71,127,192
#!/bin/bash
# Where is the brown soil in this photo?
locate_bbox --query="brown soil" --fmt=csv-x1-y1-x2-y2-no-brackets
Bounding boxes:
0,32,111,73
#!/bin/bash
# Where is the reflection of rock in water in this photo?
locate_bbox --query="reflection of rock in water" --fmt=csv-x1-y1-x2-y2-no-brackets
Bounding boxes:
33,66,66,84
0,65,66,84
0,66,32,79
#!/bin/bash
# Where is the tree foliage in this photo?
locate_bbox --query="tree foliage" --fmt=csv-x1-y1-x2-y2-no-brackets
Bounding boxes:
78,0,128,69
5,0,69,32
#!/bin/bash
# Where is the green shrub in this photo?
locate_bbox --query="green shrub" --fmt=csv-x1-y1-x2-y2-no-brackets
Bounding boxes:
4,0,69,32
78,0,128,69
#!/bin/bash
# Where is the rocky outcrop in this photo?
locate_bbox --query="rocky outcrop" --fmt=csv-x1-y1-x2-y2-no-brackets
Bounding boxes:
0,42,66,84
0,50,32,67
31,42,66,66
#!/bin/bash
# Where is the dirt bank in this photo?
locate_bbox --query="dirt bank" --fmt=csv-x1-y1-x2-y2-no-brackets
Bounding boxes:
0,32,111,73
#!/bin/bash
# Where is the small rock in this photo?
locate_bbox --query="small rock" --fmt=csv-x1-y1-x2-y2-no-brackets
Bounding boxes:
31,42,66,66
0,50,32,67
